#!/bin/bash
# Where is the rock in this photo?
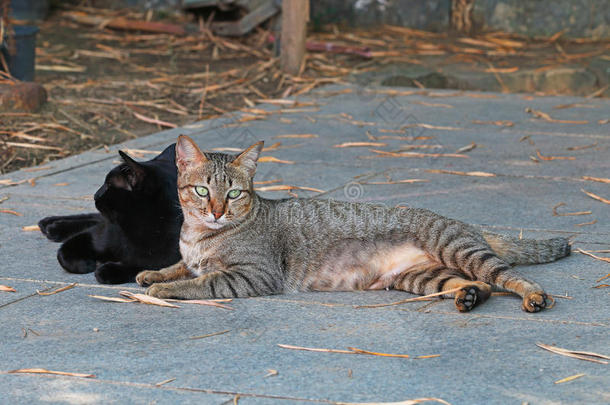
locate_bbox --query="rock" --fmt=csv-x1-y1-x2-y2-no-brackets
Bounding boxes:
0,81,47,112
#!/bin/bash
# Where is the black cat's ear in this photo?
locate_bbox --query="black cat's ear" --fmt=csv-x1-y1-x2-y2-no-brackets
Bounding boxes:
231,141,263,177
117,150,145,190
176,135,207,171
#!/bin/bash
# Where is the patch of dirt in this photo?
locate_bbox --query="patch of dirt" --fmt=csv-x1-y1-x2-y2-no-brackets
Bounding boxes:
1,5,608,174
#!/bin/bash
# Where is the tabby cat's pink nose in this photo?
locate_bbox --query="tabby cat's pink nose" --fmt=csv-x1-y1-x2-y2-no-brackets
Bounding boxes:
212,211,223,220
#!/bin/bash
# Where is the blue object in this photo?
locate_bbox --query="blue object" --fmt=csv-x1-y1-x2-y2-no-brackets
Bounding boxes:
1,25,40,82
10,0,49,21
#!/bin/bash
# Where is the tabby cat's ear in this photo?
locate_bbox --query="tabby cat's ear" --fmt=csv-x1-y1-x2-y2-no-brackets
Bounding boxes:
176,135,207,171
231,141,264,177
117,150,145,190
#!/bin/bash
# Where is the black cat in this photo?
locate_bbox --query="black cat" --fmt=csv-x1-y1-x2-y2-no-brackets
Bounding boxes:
39,144,183,284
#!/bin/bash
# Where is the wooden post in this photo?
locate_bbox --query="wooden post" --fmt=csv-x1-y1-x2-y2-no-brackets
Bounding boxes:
280,0,309,76
451,0,475,34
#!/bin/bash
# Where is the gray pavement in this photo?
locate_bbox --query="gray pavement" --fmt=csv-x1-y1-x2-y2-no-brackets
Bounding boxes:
1,84,609,404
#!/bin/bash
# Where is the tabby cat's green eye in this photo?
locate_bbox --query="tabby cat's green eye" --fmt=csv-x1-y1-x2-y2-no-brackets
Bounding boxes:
227,189,241,199
194,186,209,197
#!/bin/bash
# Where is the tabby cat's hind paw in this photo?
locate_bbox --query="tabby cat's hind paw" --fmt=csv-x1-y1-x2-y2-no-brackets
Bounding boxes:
522,292,550,313
454,285,490,312
136,270,164,287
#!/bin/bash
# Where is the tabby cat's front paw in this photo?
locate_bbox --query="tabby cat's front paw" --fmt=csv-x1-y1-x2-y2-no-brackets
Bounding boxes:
146,283,177,299
136,270,165,287
522,292,550,313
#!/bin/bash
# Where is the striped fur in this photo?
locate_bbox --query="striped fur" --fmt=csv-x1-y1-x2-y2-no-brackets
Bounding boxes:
137,136,571,313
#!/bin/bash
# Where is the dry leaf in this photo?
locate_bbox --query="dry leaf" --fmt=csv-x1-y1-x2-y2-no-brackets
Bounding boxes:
0,285,16,292
258,156,295,164
264,369,278,378
8,368,95,378
88,294,135,303
581,189,610,205
536,343,609,364
554,373,586,384
119,291,179,308
455,143,477,153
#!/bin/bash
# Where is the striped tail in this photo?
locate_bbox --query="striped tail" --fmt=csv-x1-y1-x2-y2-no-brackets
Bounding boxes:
482,232,571,265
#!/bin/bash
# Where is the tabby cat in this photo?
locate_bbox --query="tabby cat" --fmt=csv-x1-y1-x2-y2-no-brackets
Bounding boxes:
137,135,570,312
39,145,182,284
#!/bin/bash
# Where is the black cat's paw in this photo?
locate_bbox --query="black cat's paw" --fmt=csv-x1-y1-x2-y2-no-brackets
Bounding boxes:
39,216,70,242
95,263,138,284
522,292,551,313
57,246,96,274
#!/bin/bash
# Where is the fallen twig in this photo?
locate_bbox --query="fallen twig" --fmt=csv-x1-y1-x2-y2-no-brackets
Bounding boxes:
37,283,77,296
426,169,495,177
554,373,585,384
525,107,588,124
336,398,450,405
582,176,610,184
536,343,609,364
0,285,16,292
536,149,575,161
552,203,591,217
258,156,295,164
355,287,463,309
8,368,95,378
581,189,610,205
575,249,610,264
190,329,231,340
0,209,23,216
255,185,324,193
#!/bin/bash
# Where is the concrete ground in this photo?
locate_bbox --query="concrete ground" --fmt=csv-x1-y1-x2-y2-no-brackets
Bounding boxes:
1,84,609,404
